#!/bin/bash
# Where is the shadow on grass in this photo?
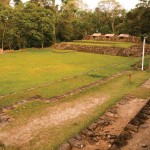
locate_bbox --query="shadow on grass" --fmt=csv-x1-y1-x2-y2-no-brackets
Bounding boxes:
87,74,106,78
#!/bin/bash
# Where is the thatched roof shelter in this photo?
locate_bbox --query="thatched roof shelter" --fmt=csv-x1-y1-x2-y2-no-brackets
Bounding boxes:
92,33,102,37
118,34,130,38
105,34,115,38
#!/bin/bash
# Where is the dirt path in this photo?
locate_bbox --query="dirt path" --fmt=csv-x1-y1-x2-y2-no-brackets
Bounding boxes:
0,96,107,146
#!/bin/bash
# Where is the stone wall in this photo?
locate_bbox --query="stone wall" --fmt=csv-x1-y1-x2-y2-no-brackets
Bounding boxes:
84,35,141,43
54,43,150,57
0,49,3,54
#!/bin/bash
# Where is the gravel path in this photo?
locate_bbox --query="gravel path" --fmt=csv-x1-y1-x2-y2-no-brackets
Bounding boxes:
0,96,107,146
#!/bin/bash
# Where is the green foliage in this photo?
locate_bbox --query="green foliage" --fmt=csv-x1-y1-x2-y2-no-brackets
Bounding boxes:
0,0,150,48
0,2,54,49
97,0,123,33
0,2,13,50
0,49,138,99
13,0,22,5
56,0,87,41
125,0,150,43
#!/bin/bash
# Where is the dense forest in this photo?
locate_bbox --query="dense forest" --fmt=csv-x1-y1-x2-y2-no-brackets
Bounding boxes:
0,0,150,50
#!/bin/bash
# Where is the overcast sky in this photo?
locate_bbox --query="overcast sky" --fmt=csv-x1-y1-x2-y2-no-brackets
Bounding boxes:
21,0,139,10
82,0,139,10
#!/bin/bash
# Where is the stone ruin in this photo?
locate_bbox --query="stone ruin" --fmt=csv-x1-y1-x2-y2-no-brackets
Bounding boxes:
53,43,150,57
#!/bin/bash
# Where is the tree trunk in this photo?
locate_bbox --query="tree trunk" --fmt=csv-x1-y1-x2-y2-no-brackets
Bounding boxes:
2,23,7,52
52,0,56,43
112,19,115,34
112,22,115,34
41,42,44,48
8,41,12,50
53,23,56,43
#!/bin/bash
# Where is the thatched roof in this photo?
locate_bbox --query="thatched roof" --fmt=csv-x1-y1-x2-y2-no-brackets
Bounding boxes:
92,33,102,37
118,34,130,38
105,34,115,37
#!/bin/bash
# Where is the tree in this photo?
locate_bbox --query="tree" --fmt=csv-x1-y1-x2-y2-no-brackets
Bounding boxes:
0,1,55,50
30,0,58,43
49,0,58,43
125,0,150,42
56,0,91,41
98,0,122,33
93,7,112,34
56,0,75,41
0,2,13,50
22,2,54,48
136,0,150,8
13,0,22,5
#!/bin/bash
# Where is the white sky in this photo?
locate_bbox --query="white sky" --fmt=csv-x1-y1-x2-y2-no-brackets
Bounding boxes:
22,0,139,10
82,0,139,10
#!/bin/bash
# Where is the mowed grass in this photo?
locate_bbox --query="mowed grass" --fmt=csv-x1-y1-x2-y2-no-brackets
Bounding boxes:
0,49,149,150
74,40,135,44
0,49,138,96
70,40,135,48
0,49,139,108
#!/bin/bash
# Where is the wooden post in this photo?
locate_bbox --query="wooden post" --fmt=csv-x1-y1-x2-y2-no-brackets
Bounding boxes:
149,59,150,70
128,73,132,83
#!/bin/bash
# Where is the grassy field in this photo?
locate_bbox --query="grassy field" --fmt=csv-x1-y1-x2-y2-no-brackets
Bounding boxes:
0,49,139,108
5,71,150,150
0,48,150,150
74,40,136,44
0,48,129,95
42,71,150,150
70,40,135,48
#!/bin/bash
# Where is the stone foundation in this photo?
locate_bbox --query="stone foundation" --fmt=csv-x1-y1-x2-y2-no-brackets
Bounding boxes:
54,43,150,57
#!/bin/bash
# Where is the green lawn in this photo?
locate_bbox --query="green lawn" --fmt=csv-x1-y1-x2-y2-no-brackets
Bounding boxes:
0,49,138,96
6,71,150,150
0,49,140,108
0,49,149,150
71,40,135,48
74,40,135,44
